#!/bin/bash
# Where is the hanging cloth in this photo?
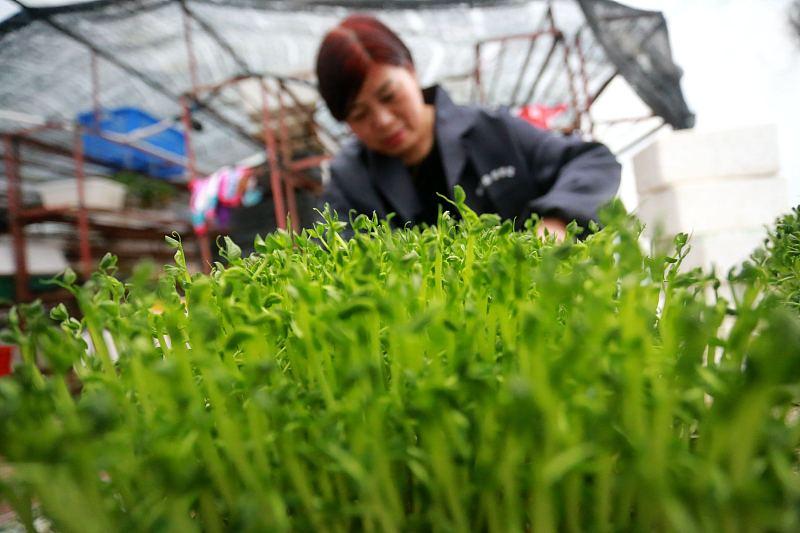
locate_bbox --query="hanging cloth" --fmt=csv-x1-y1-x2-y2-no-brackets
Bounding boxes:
190,165,262,235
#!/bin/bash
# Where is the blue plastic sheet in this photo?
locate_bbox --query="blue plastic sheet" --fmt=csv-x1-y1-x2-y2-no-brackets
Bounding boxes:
77,107,186,179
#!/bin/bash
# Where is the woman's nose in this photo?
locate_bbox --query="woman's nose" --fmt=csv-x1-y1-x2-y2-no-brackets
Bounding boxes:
372,105,394,129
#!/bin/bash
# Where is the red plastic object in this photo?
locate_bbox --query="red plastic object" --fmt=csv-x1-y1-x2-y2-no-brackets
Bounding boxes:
517,103,568,130
0,346,12,376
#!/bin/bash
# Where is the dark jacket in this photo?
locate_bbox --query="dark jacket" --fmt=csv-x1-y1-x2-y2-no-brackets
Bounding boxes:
321,86,621,233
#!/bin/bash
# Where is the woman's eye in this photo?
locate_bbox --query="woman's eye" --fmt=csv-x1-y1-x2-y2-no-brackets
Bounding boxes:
349,110,367,122
380,92,395,103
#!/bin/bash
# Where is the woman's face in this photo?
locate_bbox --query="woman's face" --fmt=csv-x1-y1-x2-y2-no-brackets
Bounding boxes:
345,63,435,165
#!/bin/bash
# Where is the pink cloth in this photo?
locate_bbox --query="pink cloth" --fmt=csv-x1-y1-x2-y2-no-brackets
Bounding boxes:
190,165,258,234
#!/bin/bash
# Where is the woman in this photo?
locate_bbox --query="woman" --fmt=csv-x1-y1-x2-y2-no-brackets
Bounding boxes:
316,14,621,239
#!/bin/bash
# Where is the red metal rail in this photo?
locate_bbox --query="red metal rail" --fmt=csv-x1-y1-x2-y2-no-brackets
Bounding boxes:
73,126,92,278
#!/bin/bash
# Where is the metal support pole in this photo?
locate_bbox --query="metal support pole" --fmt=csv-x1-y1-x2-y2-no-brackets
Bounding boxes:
588,69,619,109
181,95,212,272
615,119,666,156
3,135,30,302
181,0,215,272
90,49,101,129
285,178,300,233
261,79,287,231
179,96,198,191
559,38,581,132
509,6,551,106
73,127,92,279
276,82,300,232
521,6,559,106
180,0,200,98
486,40,508,103
574,28,595,133
472,42,484,104
521,33,561,106
509,36,539,106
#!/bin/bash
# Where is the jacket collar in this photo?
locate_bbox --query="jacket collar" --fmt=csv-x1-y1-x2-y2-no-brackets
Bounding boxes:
367,85,479,223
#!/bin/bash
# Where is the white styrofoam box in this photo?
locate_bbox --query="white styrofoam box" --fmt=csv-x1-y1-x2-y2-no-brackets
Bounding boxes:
82,329,120,363
672,228,768,274
0,235,69,275
635,176,788,237
35,176,126,210
633,125,780,194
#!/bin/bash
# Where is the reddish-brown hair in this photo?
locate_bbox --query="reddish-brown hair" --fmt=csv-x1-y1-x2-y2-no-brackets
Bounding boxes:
316,15,414,121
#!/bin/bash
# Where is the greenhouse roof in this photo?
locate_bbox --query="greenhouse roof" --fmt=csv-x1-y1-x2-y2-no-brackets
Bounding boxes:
0,0,693,181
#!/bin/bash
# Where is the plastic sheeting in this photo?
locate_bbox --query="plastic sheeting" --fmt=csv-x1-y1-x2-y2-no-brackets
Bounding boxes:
0,0,693,182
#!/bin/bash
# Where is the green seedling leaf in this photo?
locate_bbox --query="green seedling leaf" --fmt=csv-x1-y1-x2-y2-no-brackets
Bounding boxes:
49,303,69,322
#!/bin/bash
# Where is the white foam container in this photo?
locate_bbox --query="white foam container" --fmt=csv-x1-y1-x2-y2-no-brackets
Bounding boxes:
633,125,780,194
35,177,127,210
0,235,69,275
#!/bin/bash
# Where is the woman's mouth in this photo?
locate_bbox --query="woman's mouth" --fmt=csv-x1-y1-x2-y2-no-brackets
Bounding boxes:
383,129,406,149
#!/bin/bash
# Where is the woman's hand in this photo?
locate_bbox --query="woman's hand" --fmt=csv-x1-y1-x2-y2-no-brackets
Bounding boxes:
536,217,567,242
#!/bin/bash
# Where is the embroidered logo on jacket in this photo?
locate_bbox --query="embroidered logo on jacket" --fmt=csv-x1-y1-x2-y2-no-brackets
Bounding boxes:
476,166,516,196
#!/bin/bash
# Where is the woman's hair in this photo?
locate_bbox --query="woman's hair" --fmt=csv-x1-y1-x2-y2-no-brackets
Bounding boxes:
316,15,413,121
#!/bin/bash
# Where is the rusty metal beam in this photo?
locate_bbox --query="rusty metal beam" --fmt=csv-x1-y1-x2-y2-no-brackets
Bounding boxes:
73,126,92,278
3,135,30,302
261,80,287,231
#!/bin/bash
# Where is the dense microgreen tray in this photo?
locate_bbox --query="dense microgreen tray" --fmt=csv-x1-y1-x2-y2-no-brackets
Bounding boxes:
1,190,799,532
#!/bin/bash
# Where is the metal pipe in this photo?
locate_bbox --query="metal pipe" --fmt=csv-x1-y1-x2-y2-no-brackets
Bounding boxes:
5,117,71,139
13,133,197,183
90,49,101,130
573,28,594,133
486,39,507,103
73,126,92,279
478,28,557,46
509,36,539,106
285,180,300,233
587,68,619,108
558,34,581,131
188,74,253,97
520,32,562,106
179,96,198,184
180,95,212,272
96,130,193,170
261,79,287,231
593,113,656,127
123,117,180,142
277,81,300,232
279,81,318,131
276,82,292,167
180,1,253,76
472,42,484,104
614,119,666,156
574,28,592,111
7,115,212,176
521,6,560,106
509,6,552,105
180,0,200,99
3,135,30,302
